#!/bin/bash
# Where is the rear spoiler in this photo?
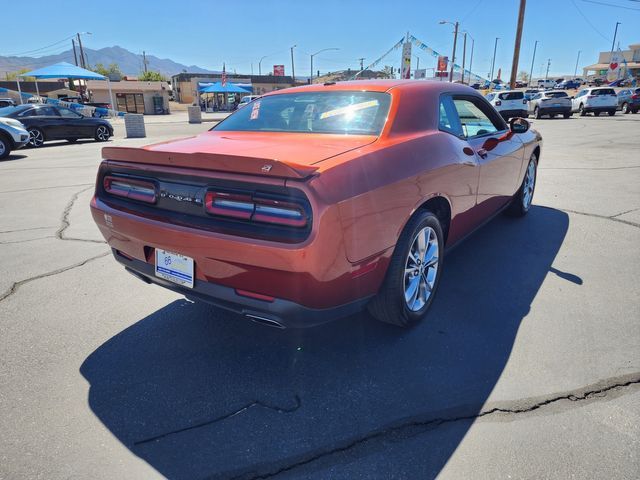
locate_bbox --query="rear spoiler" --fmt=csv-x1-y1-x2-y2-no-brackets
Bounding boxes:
102,146,319,180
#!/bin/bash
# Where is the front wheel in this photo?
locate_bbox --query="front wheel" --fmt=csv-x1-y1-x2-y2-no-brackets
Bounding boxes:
27,128,44,148
0,135,10,160
368,211,443,327
563,112,571,119
506,153,537,217
579,104,586,116
94,125,110,142
534,106,542,119
622,102,630,114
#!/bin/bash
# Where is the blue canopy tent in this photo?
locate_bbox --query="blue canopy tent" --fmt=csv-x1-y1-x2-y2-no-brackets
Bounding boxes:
198,82,251,111
18,62,116,115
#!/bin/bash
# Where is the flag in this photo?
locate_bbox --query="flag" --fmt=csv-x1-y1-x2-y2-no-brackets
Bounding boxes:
221,63,227,87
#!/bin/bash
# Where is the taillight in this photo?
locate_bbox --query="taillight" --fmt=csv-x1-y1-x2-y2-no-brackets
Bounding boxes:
495,100,502,106
103,175,157,203
205,190,308,228
632,94,639,100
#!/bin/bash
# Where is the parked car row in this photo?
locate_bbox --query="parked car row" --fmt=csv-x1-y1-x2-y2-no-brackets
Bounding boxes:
0,103,113,158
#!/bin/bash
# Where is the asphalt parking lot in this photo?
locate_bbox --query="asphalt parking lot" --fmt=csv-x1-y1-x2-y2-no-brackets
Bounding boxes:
1,113,639,479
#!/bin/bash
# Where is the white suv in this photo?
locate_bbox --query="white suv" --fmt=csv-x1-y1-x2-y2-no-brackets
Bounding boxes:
0,116,30,160
571,87,618,116
485,90,528,120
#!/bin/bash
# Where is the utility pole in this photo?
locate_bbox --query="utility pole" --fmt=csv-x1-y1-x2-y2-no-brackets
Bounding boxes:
509,0,527,89
528,40,538,86
143,51,148,73
461,32,467,84
290,45,297,84
545,58,551,80
573,50,581,78
358,57,365,72
72,39,78,66
490,37,499,82
464,31,475,84
76,33,86,69
449,22,459,82
258,55,267,76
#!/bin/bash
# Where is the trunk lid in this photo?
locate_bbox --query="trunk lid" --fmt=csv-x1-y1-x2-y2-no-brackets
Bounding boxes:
103,131,377,179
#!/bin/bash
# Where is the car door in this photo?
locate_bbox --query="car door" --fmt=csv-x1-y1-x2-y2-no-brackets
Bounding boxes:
572,89,586,111
20,106,60,139
55,106,87,138
449,95,525,217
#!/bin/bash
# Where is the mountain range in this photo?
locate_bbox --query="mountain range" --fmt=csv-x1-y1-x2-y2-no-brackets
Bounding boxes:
0,46,216,78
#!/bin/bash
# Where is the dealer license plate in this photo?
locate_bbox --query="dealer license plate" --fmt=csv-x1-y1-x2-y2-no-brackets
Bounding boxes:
155,249,194,288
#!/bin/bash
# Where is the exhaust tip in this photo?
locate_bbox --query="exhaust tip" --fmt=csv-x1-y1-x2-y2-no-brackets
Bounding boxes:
245,313,285,329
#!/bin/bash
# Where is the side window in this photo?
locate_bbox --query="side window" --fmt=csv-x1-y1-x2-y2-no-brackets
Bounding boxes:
37,106,58,116
451,97,503,138
438,96,463,137
576,90,586,98
58,107,82,118
19,108,38,117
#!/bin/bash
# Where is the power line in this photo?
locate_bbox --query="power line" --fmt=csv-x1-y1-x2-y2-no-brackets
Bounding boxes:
2,35,76,57
581,0,640,9
461,0,484,23
570,0,613,41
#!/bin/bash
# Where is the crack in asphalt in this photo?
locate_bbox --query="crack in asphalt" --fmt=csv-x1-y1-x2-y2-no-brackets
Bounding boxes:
0,182,93,194
611,207,640,219
0,235,55,245
56,186,106,244
558,207,640,229
133,395,302,447
0,225,58,234
226,374,640,480
0,252,109,302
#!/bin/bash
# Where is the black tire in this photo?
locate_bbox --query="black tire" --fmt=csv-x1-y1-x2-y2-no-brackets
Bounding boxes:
367,210,444,327
94,125,110,142
579,104,586,116
27,127,45,148
550,113,556,119
632,109,638,114
563,112,571,119
506,153,538,217
608,110,615,116
622,102,630,114
0,134,11,160
534,106,542,119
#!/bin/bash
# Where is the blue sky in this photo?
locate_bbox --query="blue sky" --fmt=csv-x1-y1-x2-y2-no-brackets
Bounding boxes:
1,0,638,78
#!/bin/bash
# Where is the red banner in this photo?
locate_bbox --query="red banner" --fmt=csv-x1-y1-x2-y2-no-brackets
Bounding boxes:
273,65,285,76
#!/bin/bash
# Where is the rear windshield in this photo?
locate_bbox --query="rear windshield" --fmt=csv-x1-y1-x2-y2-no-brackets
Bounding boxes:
546,91,568,98
498,91,524,100
213,91,391,135
593,88,615,95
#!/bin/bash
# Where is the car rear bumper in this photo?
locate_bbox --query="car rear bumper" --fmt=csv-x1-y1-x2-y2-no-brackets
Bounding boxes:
113,249,371,328
583,105,616,112
498,109,528,118
538,106,571,114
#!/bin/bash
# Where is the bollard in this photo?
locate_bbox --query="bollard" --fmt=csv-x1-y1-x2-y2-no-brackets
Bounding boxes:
188,105,202,124
124,114,146,138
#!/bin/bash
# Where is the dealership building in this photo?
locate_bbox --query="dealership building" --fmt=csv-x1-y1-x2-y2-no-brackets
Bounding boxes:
583,43,640,80
171,73,295,104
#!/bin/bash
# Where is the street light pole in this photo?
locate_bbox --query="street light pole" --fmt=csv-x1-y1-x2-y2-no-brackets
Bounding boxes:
573,50,581,79
545,58,551,81
258,55,267,76
609,22,621,63
439,20,459,82
463,31,475,84
310,48,339,84
461,32,467,84
76,32,91,69
528,40,538,86
290,45,297,84
490,37,499,83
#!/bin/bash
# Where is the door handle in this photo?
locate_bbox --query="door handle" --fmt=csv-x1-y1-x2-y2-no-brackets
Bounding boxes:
476,148,488,159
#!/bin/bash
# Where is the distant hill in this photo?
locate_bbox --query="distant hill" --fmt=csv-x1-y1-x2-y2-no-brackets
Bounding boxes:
0,45,216,78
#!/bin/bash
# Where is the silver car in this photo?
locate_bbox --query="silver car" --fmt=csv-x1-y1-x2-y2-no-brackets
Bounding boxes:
528,90,572,119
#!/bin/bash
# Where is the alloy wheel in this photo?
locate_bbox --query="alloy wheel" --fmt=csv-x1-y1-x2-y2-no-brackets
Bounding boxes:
96,126,109,141
523,159,536,209
0,139,6,157
28,129,43,147
404,226,439,312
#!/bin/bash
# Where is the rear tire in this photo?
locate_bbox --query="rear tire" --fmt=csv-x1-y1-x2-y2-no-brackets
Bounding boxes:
0,134,11,160
368,210,444,327
534,106,542,119
506,153,537,217
579,104,586,116
563,112,571,119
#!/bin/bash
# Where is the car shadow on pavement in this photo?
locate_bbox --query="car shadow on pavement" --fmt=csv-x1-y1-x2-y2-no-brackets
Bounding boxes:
80,206,572,480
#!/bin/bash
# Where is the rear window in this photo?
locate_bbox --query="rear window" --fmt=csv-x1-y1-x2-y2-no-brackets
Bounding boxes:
593,89,615,96
498,91,524,100
546,91,568,98
214,91,391,135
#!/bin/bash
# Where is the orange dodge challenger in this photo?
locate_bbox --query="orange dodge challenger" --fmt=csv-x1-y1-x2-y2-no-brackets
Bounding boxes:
91,80,541,328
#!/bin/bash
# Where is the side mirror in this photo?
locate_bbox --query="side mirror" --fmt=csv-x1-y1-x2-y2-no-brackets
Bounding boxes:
509,117,530,134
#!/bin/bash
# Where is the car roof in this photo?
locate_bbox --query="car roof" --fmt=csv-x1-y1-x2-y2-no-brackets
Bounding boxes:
266,79,477,95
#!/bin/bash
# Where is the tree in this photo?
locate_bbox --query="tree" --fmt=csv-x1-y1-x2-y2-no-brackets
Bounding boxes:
139,70,167,82
6,68,35,81
91,63,122,77
518,70,530,82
